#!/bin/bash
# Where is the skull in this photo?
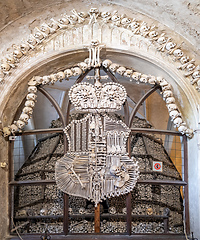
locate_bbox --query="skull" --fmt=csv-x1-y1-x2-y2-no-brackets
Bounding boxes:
140,24,150,32
26,93,37,101
121,18,131,25
28,86,37,93
149,31,158,38
157,36,167,45
78,12,88,18
64,69,73,78
116,66,126,75
102,59,112,68
34,31,44,40
35,76,43,85
71,67,82,76
111,14,120,22
160,79,169,87
110,165,121,175
27,36,37,46
9,124,18,134
173,49,183,58
2,127,11,137
42,76,50,85
58,17,69,26
79,207,85,214
40,207,47,216
5,55,15,65
148,76,157,85
173,117,183,127
20,43,30,55
162,84,172,91
192,71,200,79
131,72,141,81
56,71,65,81
140,74,148,83
28,77,38,86
1,63,11,72
156,76,164,84
13,49,23,59
68,207,73,214
25,100,35,108
48,21,59,31
178,125,187,134
169,110,180,120
91,39,99,46
109,63,119,72
162,90,173,100
23,106,33,115
186,63,195,72
19,113,30,124
129,21,139,30
186,129,193,138
78,62,88,72
165,96,175,104
40,24,50,35
50,74,58,84
89,8,99,14
167,103,177,112
124,69,133,78
165,42,176,51
180,56,189,65
101,11,111,19
147,208,153,216
16,120,26,129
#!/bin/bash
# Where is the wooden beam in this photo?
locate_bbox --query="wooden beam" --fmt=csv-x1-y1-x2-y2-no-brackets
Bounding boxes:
94,203,100,233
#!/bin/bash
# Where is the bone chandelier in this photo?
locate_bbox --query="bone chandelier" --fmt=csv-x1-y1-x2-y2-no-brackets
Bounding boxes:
55,40,139,205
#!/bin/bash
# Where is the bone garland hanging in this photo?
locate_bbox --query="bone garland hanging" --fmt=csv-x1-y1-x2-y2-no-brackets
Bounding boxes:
55,65,139,206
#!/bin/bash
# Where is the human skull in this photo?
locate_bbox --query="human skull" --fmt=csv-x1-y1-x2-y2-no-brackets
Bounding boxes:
165,42,176,51
91,39,99,46
140,74,148,83
2,127,11,137
42,76,50,85
58,17,69,26
16,120,26,129
13,49,23,59
148,76,157,85
72,67,82,76
34,31,44,40
160,80,169,87
27,36,37,46
186,63,195,72
50,74,58,84
117,66,126,75
149,31,158,38
20,43,30,55
26,93,37,101
111,14,120,22
48,20,59,31
25,100,35,108
56,71,65,81
157,36,167,45
169,110,180,120
156,76,164,84
89,8,99,14
9,124,18,134
68,208,73,214
1,63,11,72
186,129,193,138
173,49,183,58
109,63,119,72
110,165,121,175
147,208,153,215
192,71,200,79
180,56,189,65
121,18,131,25
165,96,175,104
23,106,33,115
162,84,172,91
79,207,85,214
131,72,141,81
28,77,37,86
5,55,15,65
102,59,112,68
173,117,183,127
64,69,73,78
40,24,50,35
129,21,139,30
140,24,150,32
101,11,111,19
162,90,173,100
28,86,37,93
78,12,88,18
167,103,177,112
178,125,187,134
19,113,30,124
40,207,47,216
78,62,88,72
124,69,133,78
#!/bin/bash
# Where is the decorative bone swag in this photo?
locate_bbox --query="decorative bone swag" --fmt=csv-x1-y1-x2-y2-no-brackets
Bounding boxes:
55,41,139,206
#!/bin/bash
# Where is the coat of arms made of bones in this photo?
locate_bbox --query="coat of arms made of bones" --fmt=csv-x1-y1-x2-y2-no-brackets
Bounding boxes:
55,41,139,206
